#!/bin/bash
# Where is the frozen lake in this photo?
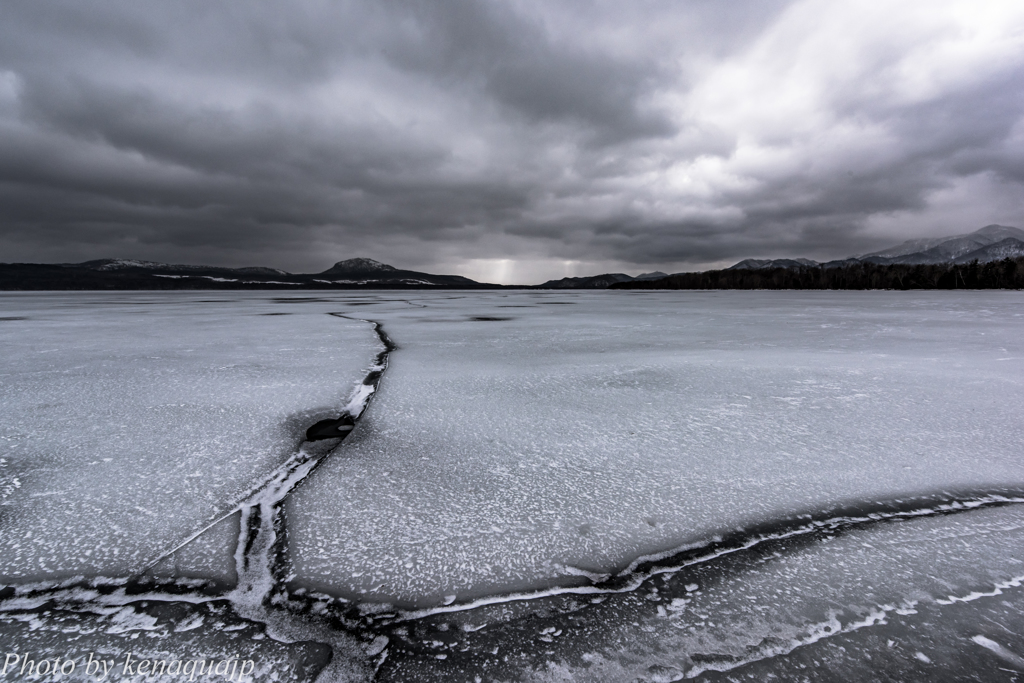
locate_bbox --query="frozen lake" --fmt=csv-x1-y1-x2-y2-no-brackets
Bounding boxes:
287,291,1024,605
1,290,1023,682
0,293,380,581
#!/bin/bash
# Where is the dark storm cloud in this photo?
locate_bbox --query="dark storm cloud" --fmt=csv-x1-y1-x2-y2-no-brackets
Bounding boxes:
379,0,673,139
0,0,1022,281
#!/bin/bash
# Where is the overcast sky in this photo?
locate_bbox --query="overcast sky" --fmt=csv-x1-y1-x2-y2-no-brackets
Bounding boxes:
2,0,1023,284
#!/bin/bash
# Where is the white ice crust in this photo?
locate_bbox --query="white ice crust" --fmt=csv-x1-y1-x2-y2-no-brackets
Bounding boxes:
0,292,380,581
285,291,1024,606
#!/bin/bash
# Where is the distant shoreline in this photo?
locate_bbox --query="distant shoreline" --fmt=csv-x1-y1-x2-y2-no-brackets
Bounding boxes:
612,257,1024,291
3,256,1024,290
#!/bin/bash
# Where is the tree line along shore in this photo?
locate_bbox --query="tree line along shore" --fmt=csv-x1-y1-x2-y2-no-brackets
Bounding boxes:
612,257,1024,291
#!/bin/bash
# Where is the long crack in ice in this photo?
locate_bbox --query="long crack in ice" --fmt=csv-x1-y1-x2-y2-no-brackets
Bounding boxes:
382,493,1024,624
0,314,397,683
224,316,395,682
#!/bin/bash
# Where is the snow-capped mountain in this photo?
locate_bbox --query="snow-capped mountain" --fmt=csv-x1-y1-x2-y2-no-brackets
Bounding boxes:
720,225,1024,271
316,258,480,286
77,259,290,275
858,225,1024,263
534,270,670,289
727,258,819,270
952,237,1024,263
319,258,398,275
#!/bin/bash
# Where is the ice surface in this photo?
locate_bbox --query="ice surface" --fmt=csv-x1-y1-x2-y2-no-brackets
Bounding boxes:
0,293,381,581
378,501,1024,682
4,290,1024,682
146,511,240,585
0,599,332,682
286,291,1024,606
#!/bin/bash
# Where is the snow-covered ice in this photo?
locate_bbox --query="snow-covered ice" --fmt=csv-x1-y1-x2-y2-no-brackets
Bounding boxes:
4,290,1024,682
286,291,1024,606
0,292,381,581
378,499,1024,682
147,511,241,584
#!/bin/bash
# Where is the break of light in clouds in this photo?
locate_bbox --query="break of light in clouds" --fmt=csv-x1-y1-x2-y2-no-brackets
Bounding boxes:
1,0,1023,284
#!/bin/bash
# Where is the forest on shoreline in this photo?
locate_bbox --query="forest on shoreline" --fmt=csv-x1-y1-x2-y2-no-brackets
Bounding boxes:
612,257,1024,291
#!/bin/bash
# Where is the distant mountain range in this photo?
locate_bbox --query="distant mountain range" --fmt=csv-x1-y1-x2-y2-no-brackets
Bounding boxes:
552,224,1024,288
0,257,496,290
727,258,819,270
3,225,1021,290
728,224,1024,270
535,271,668,289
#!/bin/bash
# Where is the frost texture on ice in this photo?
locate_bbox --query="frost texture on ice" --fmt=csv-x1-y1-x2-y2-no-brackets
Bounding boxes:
378,502,1024,682
147,511,240,585
286,291,1024,606
0,293,381,581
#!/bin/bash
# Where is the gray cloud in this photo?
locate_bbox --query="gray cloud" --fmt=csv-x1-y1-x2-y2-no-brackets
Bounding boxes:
0,0,1022,282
